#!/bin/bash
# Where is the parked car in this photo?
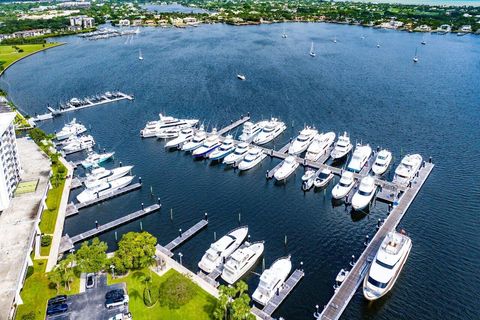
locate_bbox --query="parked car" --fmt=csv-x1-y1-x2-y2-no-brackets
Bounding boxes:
47,295,67,306
105,289,124,300
86,273,95,289
108,312,132,320
105,294,129,309
46,303,68,316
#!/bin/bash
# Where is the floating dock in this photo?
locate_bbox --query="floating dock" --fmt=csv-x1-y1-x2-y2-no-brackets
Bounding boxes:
156,218,209,257
66,183,142,217
59,204,161,253
217,115,251,136
318,162,434,320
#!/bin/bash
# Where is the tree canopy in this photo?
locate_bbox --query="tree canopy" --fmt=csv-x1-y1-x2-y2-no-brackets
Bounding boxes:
214,281,255,320
112,231,157,274
75,238,108,273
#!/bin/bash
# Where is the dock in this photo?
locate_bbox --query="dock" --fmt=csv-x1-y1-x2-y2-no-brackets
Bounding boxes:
198,267,222,288
317,162,434,320
217,115,251,136
66,183,142,217
156,218,209,257
59,204,161,253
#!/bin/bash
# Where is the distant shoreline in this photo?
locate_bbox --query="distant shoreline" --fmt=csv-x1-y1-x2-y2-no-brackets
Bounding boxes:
334,0,480,6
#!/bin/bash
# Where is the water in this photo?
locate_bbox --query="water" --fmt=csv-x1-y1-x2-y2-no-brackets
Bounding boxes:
1,23,479,320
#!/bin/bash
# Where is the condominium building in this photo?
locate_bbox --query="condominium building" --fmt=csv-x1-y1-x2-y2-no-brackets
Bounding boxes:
0,112,21,211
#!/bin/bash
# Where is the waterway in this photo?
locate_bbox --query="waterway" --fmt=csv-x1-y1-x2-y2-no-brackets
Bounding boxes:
1,23,479,319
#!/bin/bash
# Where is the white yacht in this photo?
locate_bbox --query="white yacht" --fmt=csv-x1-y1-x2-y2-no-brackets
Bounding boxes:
223,142,250,165
181,128,207,152
252,256,292,305
274,156,299,181
314,168,334,188
140,113,198,138
237,147,266,171
347,144,372,173
288,127,318,155
352,176,377,211
156,127,184,139
238,121,265,142
198,226,249,273
56,118,87,140
209,135,235,160
330,132,353,160
77,175,134,203
192,129,220,158
237,74,246,81
331,171,355,199
309,42,316,57
83,166,133,189
221,241,265,284
165,127,195,149
301,169,316,181
62,135,95,154
393,154,423,186
372,149,392,175
81,151,115,169
253,118,286,145
363,231,412,301
305,132,336,162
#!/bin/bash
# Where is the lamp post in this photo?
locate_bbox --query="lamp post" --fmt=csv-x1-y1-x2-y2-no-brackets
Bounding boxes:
110,264,115,278
313,304,321,319
178,252,183,265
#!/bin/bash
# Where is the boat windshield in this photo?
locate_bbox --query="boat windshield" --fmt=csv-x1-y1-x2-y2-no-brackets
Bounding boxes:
263,126,275,133
205,251,218,261
378,155,387,160
339,181,351,188
375,258,395,269
297,135,309,142
367,276,388,289
318,172,329,179
234,149,247,155
359,189,372,196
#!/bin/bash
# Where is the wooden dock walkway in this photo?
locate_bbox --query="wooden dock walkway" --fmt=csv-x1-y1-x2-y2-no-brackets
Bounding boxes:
156,218,209,257
198,267,222,288
217,116,251,136
318,162,434,320
59,204,160,253
66,183,142,217
53,92,133,115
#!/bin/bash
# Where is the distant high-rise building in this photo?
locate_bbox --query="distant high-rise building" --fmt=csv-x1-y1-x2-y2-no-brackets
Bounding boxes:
0,112,21,211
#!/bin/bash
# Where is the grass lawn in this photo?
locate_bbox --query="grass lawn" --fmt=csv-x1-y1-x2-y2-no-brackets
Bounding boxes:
15,259,80,320
0,43,60,71
109,269,216,320
40,243,51,257
39,163,66,234
14,180,38,195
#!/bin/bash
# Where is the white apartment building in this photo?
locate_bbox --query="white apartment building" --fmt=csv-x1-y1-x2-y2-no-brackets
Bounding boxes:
0,112,21,211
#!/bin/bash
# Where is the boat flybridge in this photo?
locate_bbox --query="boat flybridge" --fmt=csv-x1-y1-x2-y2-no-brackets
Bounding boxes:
81,151,115,169
165,127,195,149
77,175,134,203
253,118,286,145
274,156,299,181
301,169,316,191
351,176,377,211
221,241,265,284
181,127,207,152
331,171,355,199
288,126,318,155
372,149,392,175
192,129,221,158
330,132,353,160
83,166,133,189
252,255,292,305
56,118,87,140
305,132,336,162
314,168,334,188
62,135,95,154
209,135,235,160
223,142,250,165
140,113,198,138
198,226,248,273
393,154,423,186
363,231,412,301
237,147,266,170
347,144,372,173
238,121,266,142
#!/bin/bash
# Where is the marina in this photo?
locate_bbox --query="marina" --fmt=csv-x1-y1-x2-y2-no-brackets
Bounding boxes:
156,217,209,257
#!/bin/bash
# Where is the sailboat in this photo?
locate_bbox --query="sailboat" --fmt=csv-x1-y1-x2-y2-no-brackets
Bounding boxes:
413,48,419,63
333,35,337,43
282,26,287,38
421,35,426,45
309,42,316,57
138,49,143,60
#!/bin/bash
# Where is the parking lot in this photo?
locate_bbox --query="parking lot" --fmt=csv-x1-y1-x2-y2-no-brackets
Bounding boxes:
47,275,129,320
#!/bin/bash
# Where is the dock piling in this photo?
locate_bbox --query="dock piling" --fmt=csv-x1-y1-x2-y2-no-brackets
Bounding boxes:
95,220,98,229
349,255,355,267
214,231,217,241
204,212,208,221
179,228,182,237
140,221,143,231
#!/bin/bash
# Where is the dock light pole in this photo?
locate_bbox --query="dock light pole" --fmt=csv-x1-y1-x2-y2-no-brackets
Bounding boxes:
110,264,115,278
95,220,98,229
364,235,370,247
313,304,321,319
350,255,356,267
179,228,182,237
178,252,183,265
300,261,304,271
204,212,208,221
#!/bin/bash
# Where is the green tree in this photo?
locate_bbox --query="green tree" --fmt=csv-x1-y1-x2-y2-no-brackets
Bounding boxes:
28,127,47,144
213,281,254,320
48,268,62,294
59,254,76,290
158,273,196,309
75,238,108,273
112,231,157,274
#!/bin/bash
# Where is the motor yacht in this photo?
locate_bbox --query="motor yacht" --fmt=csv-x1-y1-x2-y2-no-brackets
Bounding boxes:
347,144,372,173
288,127,318,155
314,168,334,188
209,135,235,160
274,156,299,181
221,241,265,284
165,127,195,149
333,269,349,293
331,171,355,199
238,121,266,142
140,113,198,138
301,169,316,181
181,128,207,152
253,118,286,145
351,176,377,211
223,142,250,165
198,226,249,273
62,135,95,154
305,132,336,162
252,255,292,305
393,154,423,186
192,129,221,158
330,132,353,160
56,118,87,140
77,175,134,203
237,147,266,170
372,149,392,175
363,231,412,301
156,127,183,139
83,166,133,189
81,151,115,169
237,74,246,81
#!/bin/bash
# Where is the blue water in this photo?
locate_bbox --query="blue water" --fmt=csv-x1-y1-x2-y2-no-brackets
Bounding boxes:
1,23,479,319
